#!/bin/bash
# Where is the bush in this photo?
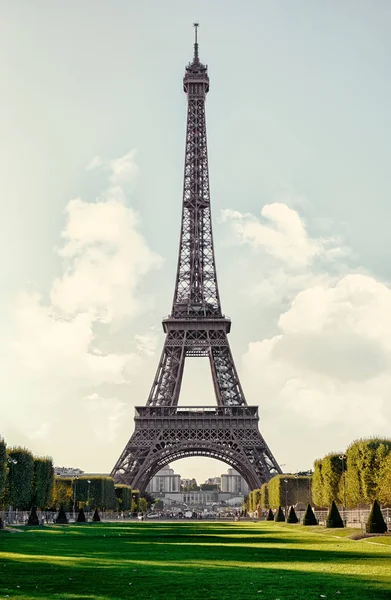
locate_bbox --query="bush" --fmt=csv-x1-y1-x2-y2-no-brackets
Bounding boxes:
274,506,285,522
27,506,40,526
7,448,34,509
92,508,101,522
260,482,269,509
115,484,132,511
55,505,68,524
366,500,387,534
266,508,274,521
268,474,312,508
345,439,391,507
0,516,3,530
326,500,344,528
74,476,116,510
287,506,298,523
76,507,86,523
32,458,54,509
302,504,318,526
52,477,73,511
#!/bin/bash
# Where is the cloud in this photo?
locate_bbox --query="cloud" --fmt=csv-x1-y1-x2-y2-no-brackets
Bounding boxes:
1,150,161,468
223,202,391,468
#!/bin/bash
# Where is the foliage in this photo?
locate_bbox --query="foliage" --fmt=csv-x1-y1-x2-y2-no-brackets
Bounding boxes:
274,506,285,522
326,500,344,528
319,454,343,506
115,484,132,511
0,438,6,507
139,498,148,514
27,506,40,526
77,507,86,523
6,447,34,509
260,482,269,508
131,490,140,514
92,508,101,522
266,508,274,521
287,506,298,523
74,476,116,510
378,453,391,507
51,478,73,511
267,474,312,508
32,457,54,509
154,499,164,510
0,516,3,530
345,438,391,507
55,505,68,524
302,504,318,526
142,491,155,509
366,500,387,534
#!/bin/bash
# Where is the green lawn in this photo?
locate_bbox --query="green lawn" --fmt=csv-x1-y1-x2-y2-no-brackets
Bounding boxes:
0,521,390,600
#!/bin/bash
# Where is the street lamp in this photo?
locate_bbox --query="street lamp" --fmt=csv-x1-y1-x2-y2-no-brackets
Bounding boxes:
73,476,79,521
87,480,91,517
339,455,347,526
294,474,299,505
284,479,288,517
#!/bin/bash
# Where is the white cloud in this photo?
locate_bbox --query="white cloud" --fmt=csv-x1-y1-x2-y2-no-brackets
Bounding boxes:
228,204,391,467
1,150,161,469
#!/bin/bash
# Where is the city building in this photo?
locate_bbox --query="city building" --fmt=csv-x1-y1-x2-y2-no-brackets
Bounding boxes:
146,465,181,493
54,466,84,478
220,468,249,494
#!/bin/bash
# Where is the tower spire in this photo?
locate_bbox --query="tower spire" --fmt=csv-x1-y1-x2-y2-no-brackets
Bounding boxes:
193,22,199,62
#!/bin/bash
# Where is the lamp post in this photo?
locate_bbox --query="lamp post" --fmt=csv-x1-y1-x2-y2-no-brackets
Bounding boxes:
7,458,18,524
284,479,288,517
294,474,299,505
339,454,347,526
73,476,79,521
87,480,91,518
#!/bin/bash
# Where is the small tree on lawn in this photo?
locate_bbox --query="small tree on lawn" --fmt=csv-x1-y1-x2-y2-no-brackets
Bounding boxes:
92,508,101,522
0,516,4,530
287,506,298,523
366,499,387,534
27,506,40,526
274,506,285,522
55,504,68,524
303,504,318,526
326,501,344,528
266,508,274,521
77,507,86,523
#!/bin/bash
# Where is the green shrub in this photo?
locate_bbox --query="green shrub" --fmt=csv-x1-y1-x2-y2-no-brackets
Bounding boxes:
92,508,101,522
274,506,285,522
260,482,269,508
366,499,387,534
27,506,40,526
75,476,116,510
287,506,298,523
7,448,34,509
115,484,132,511
268,474,312,508
76,507,86,523
55,505,68,524
266,508,274,521
302,504,318,526
0,438,6,507
326,500,344,528
52,478,73,510
32,458,54,508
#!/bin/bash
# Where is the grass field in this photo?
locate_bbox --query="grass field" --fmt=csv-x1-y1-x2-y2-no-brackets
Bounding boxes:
1,521,390,600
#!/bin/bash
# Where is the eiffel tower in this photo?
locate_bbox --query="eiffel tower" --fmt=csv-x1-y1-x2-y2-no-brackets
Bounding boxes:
111,25,281,492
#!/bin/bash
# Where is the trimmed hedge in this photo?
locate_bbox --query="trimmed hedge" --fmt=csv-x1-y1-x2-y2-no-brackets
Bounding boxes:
27,506,40,526
303,504,318,526
266,508,274,521
7,447,34,509
268,474,312,508
0,438,6,506
274,506,285,522
115,484,132,511
287,506,299,523
52,477,73,510
74,476,116,510
32,457,54,508
366,499,387,534
77,507,86,523
326,500,344,528
92,508,101,522
55,505,68,524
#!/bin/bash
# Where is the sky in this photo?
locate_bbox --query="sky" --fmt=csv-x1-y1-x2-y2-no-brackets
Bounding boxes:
1,1,391,483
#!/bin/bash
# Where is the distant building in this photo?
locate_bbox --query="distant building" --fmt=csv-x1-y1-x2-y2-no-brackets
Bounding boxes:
204,476,221,488
146,465,181,493
220,468,249,494
54,466,84,478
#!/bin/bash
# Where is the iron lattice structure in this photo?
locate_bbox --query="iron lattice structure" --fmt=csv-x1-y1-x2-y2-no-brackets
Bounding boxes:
112,27,281,492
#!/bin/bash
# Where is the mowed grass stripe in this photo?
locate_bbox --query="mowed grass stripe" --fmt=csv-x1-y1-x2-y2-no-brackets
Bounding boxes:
0,521,390,600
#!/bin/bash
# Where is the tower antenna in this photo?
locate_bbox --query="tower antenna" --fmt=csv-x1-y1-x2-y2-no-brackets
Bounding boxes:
193,22,199,61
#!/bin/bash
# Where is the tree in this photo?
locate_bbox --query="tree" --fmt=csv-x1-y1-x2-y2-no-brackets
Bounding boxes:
74,476,116,510
366,500,387,534
32,458,54,508
312,459,326,507
345,438,391,507
274,506,285,522
139,498,148,514
0,438,6,507
287,506,298,524
378,453,391,506
51,478,73,510
27,506,40,526
260,483,269,509
326,501,344,528
7,448,34,509
115,484,132,511
268,474,312,508
302,504,317,526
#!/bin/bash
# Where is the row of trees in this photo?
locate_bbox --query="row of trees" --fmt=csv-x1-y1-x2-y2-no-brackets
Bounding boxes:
312,438,391,507
245,474,312,513
0,438,149,512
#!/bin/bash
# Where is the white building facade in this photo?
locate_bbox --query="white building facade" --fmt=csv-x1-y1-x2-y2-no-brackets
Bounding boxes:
146,465,181,493
220,468,249,494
